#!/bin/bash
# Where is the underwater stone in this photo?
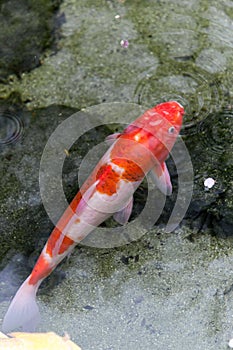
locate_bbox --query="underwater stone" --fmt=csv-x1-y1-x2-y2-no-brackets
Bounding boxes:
0,0,63,80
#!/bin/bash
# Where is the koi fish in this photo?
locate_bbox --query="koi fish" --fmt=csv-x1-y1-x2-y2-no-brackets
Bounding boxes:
2,101,184,333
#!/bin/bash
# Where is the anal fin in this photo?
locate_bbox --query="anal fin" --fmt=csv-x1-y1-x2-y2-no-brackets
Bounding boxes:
113,197,133,225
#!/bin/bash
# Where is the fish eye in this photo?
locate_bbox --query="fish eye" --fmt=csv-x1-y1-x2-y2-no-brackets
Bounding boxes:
168,126,175,134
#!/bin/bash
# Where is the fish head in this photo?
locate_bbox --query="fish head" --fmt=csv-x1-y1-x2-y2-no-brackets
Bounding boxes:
152,101,184,133
145,101,184,162
125,101,184,163
114,101,184,173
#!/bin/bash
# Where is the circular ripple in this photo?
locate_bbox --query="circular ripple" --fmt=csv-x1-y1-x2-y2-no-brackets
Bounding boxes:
134,62,226,134
198,109,233,155
0,109,23,145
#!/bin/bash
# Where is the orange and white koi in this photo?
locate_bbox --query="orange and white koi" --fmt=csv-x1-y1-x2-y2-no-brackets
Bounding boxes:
2,101,184,333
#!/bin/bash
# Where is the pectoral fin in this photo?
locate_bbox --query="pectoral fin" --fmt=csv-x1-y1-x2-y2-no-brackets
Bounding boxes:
105,132,121,145
150,162,172,195
113,197,133,225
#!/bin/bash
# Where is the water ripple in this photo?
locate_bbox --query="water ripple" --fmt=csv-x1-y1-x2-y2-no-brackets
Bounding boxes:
134,60,228,136
198,109,233,155
0,109,23,146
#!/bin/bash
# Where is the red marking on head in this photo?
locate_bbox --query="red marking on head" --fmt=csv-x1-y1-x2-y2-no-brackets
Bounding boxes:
58,236,75,255
112,158,144,182
96,164,120,195
113,101,184,165
75,218,80,224
153,101,184,129
29,254,53,285
123,101,183,136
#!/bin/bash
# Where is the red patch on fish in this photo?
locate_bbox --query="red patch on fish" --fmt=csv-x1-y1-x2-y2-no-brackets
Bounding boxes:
46,226,74,258
112,158,144,182
46,228,62,257
96,164,120,195
46,228,74,256
29,255,53,285
153,101,183,123
58,236,75,254
70,192,82,210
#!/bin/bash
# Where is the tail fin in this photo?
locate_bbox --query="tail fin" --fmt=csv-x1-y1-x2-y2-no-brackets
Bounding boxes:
2,276,40,333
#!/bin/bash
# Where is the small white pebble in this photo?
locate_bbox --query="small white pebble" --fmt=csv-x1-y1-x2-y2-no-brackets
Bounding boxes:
204,177,215,189
228,338,233,348
120,39,129,48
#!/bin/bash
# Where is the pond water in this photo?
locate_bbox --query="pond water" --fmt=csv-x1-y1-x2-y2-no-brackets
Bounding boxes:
0,0,233,349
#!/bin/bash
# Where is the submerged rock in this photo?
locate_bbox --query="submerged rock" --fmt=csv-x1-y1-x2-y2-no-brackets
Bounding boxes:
0,103,78,264
182,109,233,236
0,0,63,80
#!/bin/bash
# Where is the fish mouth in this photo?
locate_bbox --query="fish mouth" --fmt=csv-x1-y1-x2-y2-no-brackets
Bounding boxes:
154,100,184,129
